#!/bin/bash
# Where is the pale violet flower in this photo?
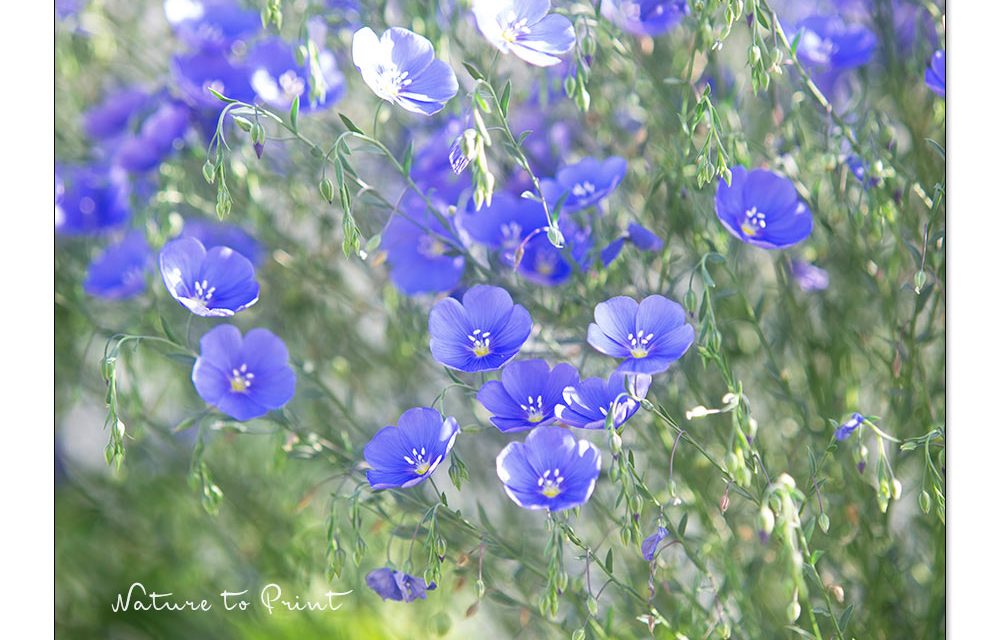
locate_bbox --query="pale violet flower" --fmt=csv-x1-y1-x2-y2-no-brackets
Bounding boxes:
352,27,458,115
472,0,576,67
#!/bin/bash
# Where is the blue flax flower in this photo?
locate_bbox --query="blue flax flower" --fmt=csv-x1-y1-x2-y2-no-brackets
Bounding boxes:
477,360,580,432
541,156,627,213
641,526,670,560
925,49,944,97
164,0,261,50
115,101,191,173
172,47,255,112
84,231,151,299
181,219,265,266
457,193,597,286
791,260,829,292
366,568,436,602
429,285,532,372
587,295,694,375
472,0,576,67
555,372,651,430
626,223,664,252
363,407,460,489
82,88,151,141
246,37,345,112
55,165,131,235
352,27,458,115
192,325,296,421
496,426,601,511
715,166,813,249
835,412,864,441
382,197,465,296
601,1,689,37
159,237,259,317
794,16,876,74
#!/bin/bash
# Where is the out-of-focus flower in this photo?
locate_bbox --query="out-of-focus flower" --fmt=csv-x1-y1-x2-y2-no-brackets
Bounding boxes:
925,49,945,97
540,156,627,213
172,47,255,111
181,219,265,266
382,198,465,296
601,0,689,37
794,15,876,73
246,37,346,112
83,231,151,299
791,260,830,292
555,371,652,430
477,360,580,432
844,154,880,188
159,237,259,317
55,165,131,235
428,284,532,372
363,407,459,489
625,222,664,252
496,426,601,511
715,166,813,249
412,117,473,203
164,0,260,50
365,568,437,602
835,412,864,441
457,193,601,287
587,295,694,375
351,27,458,115
82,88,151,141
472,0,575,67
115,101,191,172
192,324,296,421
641,526,669,560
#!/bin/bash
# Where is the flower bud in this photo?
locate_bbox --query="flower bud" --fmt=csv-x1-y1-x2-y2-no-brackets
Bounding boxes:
683,289,698,313
830,584,845,603
818,512,830,533
610,431,623,453
919,490,931,514
892,479,902,500
786,600,801,623
318,177,334,204
757,506,775,537
587,596,598,616
546,225,566,248
202,160,216,184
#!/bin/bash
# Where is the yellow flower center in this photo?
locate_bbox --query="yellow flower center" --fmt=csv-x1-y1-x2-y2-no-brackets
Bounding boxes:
627,331,653,359
468,329,492,357
228,364,254,393
414,461,431,475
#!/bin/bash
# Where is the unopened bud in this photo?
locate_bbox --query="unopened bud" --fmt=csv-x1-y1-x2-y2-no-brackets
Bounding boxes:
786,600,801,623
683,289,697,313
892,479,902,500
919,490,931,514
546,225,565,248
818,512,830,533
202,160,216,184
758,506,775,537
830,584,844,603
686,405,712,420
319,178,334,203
610,431,622,453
